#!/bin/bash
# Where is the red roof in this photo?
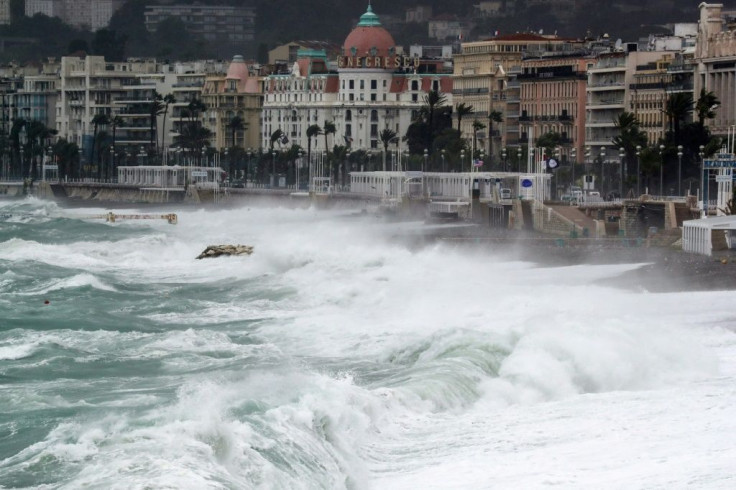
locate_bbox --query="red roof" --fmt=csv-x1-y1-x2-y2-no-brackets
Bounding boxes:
343,26,396,57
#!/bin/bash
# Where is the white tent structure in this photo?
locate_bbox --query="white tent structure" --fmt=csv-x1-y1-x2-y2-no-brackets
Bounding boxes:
682,215,736,255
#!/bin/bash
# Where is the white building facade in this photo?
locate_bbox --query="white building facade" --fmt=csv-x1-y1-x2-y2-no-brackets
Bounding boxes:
261,5,452,154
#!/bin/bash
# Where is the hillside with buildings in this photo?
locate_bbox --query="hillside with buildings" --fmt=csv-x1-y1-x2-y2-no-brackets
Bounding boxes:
0,2,734,206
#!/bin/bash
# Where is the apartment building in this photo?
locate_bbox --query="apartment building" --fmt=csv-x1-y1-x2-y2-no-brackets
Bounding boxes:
0,0,11,24
452,34,568,158
519,53,591,159
56,56,158,162
694,2,736,136
26,0,124,30
144,4,256,44
201,55,262,151
586,48,685,149
25,0,62,18
628,53,695,144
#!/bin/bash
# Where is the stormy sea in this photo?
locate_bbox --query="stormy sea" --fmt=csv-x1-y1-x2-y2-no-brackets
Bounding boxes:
1,198,734,489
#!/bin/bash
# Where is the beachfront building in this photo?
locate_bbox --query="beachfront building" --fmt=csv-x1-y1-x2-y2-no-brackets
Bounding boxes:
261,5,453,154
628,52,695,145
452,34,569,161
694,2,736,137
56,56,159,167
519,47,590,161
201,55,263,151
585,48,688,150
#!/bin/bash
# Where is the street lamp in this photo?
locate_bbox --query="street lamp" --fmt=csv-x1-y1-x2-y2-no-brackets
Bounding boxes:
460,149,466,172
441,149,446,172
599,146,606,197
699,144,705,215
423,148,428,173
298,149,304,189
570,147,576,190
501,147,507,171
635,145,642,196
246,148,253,185
517,147,522,173
677,144,683,196
109,145,115,182
618,147,625,199
659,144,665,196
271,150,277,187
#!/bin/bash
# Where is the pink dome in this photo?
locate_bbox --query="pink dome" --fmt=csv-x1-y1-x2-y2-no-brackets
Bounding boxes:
343,6,396,58
226,55,249,83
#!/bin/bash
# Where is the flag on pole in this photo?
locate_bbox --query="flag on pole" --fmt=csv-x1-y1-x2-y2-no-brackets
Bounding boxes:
472,159,484,167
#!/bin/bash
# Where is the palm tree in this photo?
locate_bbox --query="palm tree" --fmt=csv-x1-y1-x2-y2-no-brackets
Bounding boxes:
226,116,246,180
379,128,397,171
181,98,207,161
455,103,474,132
471,120,486,158
695,89,719,129
109,115,124,148
270,128,285,150
664,92,693,145
488,110,503,165
227,115,246,148
91,113,109,175
323,120,336,155
612,112,647,177
423,90,447,149
159,93,176,155
148,91,164,160
305,124,322,175
26,120,57,180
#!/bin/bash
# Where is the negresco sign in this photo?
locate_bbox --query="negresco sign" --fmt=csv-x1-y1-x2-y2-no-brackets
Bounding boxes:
337,55,420,69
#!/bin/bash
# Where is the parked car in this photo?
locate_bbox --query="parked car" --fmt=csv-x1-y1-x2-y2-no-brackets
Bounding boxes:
231,179,245,188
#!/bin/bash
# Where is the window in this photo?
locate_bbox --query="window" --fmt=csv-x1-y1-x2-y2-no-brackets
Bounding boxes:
371,94,376,101
349,80,354,89
360,80,365,89
345,110,352,121
371,80,377,90
411,80,419,91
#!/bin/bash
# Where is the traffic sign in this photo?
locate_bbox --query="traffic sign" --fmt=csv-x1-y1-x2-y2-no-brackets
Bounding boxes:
715,174,734,183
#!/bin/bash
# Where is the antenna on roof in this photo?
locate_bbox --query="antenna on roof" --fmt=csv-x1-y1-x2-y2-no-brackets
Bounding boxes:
614,38,622,50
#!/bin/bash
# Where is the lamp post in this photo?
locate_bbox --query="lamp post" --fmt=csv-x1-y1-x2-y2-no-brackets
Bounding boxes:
516,147,522,173
298,149,304,189
599,146,605,197
699,144,705,215
635,145,641,196
570,147,576,191
423,148,428,173
501,147,507,171
271,150,276,187
659,144,665,196
246,148,253,185
460,149,466,173
109,145,114,182
441,149,446,172
19,124,27,180
618,147,625,199
677,144,683,196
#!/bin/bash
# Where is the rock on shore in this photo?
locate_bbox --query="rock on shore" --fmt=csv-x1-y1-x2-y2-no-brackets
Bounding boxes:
196,244,254,259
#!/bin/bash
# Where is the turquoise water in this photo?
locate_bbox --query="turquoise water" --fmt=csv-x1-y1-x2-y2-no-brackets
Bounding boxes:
1,198,735,489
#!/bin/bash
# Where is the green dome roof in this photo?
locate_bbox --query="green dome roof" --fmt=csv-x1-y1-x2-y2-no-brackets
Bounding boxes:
357,5,381,27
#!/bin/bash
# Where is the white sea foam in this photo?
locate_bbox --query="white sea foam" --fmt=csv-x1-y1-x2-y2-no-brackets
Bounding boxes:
2,202,736,489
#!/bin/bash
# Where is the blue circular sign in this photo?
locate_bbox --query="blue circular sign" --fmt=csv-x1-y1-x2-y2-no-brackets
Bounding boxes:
521,179,533,188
